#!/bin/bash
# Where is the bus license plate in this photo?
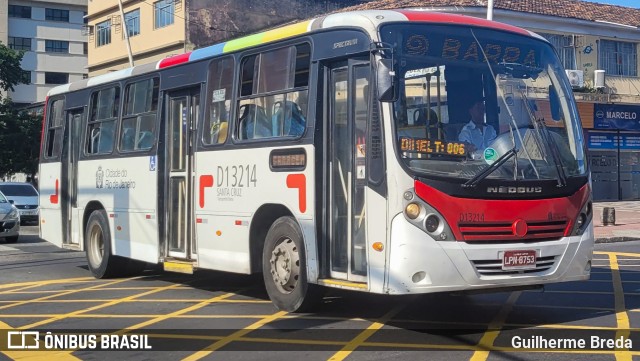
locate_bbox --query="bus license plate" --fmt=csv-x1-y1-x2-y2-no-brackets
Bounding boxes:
502,250,537,270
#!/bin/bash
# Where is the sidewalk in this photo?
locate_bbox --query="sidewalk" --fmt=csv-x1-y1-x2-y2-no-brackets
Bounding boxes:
593,201,640,243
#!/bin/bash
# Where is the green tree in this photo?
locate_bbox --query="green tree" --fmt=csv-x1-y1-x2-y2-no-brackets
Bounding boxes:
0,42,40,181
0,43,25,93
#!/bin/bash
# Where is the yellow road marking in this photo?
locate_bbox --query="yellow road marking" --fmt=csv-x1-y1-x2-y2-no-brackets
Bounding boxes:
596,251,640,258
609,253,631,361
328,304,404,361
122,292,237,331
0,278,133,312
183,310,288,361
470,291,521,361
0,298,271,304
0,277,95,291
20,283,184,329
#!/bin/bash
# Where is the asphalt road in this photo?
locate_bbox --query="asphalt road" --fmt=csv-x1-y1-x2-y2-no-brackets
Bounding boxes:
1,227,639,360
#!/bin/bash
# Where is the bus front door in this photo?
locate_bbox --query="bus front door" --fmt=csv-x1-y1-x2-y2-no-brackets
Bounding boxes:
327,60,370,283
61,108,83,247
165,88,200,261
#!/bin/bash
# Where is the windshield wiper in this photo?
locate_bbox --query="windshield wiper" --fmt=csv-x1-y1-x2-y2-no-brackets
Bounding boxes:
463,147,518,188
534,118,567,187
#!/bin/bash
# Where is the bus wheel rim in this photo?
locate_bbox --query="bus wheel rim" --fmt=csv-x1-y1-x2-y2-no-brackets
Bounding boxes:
269,237,300,294
89,224,104,268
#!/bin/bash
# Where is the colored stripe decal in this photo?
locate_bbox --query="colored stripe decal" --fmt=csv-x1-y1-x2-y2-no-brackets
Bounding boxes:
223,33,264,53
158,51,192,69
395,10,530,36
262,20,312,43
189,43,225,62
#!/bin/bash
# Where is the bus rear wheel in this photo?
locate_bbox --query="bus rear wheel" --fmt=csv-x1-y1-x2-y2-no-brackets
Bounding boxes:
85,210,125,278
262,216,318,312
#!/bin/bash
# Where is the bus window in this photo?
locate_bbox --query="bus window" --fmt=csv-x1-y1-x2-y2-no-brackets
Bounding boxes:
86,86,120,155
203,56,234,145
237,43,310,140
120,78,159,152
44,98,65,159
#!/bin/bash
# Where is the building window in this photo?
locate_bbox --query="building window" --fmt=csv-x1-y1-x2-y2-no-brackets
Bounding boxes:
124,9,140,37
599,40,637,77
45,72,69,84
8,5,31,18
45,8,69,22
45,40,69,53
96,20,112,47
540,33,576,70
8,37,31,51
154,0,175,29
84,42,88,55
21,71,31,84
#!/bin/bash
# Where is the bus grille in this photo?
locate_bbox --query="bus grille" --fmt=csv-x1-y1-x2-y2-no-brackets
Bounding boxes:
471,256,557,276
458,220,568,242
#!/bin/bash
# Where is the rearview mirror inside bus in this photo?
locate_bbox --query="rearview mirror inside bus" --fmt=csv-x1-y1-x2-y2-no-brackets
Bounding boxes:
376,58,397,102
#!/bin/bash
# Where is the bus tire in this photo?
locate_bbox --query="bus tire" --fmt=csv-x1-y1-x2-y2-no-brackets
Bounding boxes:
85,210,124,278
262,216,319,312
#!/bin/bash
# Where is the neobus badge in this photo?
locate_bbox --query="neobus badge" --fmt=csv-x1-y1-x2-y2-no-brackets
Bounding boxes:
487,186,543,194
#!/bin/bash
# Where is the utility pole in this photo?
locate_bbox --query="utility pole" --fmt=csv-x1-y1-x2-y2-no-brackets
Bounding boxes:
117,0,134,67
487,0,494,20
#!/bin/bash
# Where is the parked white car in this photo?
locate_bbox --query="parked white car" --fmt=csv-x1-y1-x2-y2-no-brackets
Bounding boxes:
0,191,20,243
0,182,39,225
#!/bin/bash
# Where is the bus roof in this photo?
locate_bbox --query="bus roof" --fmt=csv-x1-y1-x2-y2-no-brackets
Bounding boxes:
48,9,537,97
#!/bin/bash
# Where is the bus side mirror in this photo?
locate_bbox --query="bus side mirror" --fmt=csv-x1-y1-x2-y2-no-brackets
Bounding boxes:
376,58,397,102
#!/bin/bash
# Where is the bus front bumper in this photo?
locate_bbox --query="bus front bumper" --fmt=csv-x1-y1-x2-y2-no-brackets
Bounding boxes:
384,214,594,295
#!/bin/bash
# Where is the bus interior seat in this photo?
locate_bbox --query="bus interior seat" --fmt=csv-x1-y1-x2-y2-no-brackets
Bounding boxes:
121,128,135,151
98,129,113,153
273,100,306,136
136,131,153,149
239,104,270,139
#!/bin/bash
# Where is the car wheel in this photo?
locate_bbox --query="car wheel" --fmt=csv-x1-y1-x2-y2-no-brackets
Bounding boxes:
85,210,125,278
5,236,18,243
262,216,319,312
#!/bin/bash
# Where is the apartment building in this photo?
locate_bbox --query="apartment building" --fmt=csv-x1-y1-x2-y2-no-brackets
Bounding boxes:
2,0,87,105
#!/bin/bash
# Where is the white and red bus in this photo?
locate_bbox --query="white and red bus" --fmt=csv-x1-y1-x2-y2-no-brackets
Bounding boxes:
39,9,593,312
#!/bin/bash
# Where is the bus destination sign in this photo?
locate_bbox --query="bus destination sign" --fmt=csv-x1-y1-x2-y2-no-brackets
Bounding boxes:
399,137,467,156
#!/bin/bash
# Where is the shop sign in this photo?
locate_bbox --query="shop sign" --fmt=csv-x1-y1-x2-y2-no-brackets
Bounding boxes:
594,104,640,130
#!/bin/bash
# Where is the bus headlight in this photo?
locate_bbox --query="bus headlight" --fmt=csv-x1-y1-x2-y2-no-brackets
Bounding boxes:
402,188,455,241
405,203,421,219
571,198,592,236
424,214,440,233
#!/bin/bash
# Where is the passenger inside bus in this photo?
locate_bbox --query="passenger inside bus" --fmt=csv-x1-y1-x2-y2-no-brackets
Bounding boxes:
458,98,497,156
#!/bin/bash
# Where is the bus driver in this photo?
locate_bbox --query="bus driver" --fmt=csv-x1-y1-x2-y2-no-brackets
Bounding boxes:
458,98,497,158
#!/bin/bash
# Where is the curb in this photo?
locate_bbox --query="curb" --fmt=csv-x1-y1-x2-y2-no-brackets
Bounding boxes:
595,236,640,244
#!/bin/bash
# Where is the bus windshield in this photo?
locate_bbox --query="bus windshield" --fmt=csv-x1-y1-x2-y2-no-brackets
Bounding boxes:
380,23,587,183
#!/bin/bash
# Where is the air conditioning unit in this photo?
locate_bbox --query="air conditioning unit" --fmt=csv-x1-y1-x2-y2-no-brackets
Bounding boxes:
565,69,584,88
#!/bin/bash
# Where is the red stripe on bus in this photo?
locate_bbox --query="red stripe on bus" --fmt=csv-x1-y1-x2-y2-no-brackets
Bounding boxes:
286,173,307,213
199,175,214,208
235,220,242,225
414,180,588,241
49,178,59,204
40,96,48,156
396,10,530,36
158,52,192,69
